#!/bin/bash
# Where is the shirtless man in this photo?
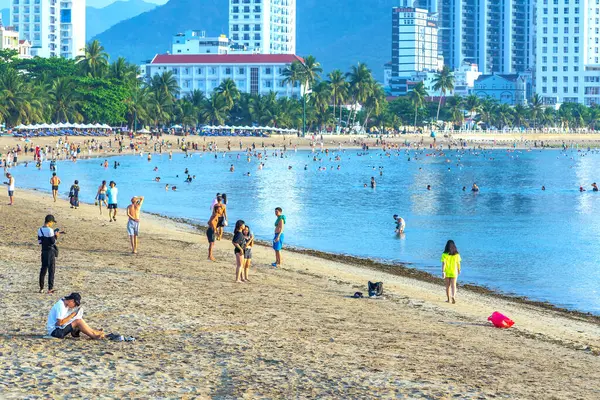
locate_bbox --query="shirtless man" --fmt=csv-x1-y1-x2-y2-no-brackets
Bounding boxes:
207,205,219,261
126,196,144,254
50,173,61,202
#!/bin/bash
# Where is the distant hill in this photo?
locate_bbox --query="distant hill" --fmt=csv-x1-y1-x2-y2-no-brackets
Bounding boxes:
86,0,157,40
94,0,396,78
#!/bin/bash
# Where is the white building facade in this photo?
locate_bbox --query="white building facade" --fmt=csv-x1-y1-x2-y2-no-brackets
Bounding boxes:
535,0,600,106
391,6,440,96
146,54,304,99
10,0,85,59
437,0,535,74
228,0,295,55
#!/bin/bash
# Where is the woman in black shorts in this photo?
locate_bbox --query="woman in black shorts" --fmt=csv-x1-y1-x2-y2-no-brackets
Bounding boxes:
232,220,246,283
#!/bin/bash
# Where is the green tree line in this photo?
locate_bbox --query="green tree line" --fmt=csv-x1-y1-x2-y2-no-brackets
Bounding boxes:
1,40,599,131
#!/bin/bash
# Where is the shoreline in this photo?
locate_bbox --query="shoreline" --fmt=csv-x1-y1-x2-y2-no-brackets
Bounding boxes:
148,211,600,322
1,189,600,398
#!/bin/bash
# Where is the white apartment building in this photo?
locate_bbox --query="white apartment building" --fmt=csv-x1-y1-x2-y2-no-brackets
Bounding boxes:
172,30,254,55
420,62,482,97
391,6,441,96
228,0,296,55
10,0,85,59
535,0,600,106
438,0,535,74
145,53,304,99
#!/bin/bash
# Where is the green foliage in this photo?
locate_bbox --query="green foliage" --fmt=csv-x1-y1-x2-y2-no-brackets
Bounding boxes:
72,77,130,125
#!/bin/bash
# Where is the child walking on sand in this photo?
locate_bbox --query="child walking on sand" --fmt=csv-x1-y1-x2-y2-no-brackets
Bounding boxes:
441,240,461,304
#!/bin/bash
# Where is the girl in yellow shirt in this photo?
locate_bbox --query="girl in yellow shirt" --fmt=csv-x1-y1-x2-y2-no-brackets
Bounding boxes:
441,240,461,304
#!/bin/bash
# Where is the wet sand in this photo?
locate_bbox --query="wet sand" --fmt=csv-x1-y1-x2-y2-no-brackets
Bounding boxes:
0,190,599,398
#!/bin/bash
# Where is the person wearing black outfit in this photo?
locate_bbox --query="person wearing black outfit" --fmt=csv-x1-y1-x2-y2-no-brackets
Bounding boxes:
38,214,60,294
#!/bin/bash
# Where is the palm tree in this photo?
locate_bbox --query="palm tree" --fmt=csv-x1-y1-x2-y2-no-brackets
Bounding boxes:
431,65,454,122
76,40,109,78
48,77,82,122
408,81,428,129
445,95,464,127
301,55,323,87
149,71,180,102
201,92,229,125
362,82,385,131
327,69,348,125
0,68,40,126
125,86,151,130
529,93,543,129
346,63,375,129
513,104,529,127
216,78,240,110
311,81,332,130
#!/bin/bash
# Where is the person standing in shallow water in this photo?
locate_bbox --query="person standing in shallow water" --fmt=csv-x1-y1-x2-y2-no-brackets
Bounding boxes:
272,207,286,268
441,240,461,304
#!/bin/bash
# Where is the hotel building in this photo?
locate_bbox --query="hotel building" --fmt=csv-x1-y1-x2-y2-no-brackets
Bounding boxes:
10,0,85,59
145,53,304,99
535,0,600,105
228,0,296,54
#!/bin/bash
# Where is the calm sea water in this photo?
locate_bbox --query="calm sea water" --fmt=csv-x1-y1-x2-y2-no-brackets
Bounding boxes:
11,148,600,314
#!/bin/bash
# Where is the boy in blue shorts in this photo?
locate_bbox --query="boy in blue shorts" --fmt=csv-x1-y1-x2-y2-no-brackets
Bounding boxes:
272,207,286,268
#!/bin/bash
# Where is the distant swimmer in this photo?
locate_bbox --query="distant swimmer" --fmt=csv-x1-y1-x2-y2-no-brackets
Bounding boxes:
172,186,177,191
542,186,546,191
103,160,108,168
593,183,599,192
165,184,169,191
153,166,158,172
288,166,292,170
471,183,479,192
155,177,161,182
462,186,466,191
393,214,406,234
371,177,376,189
184,168,189,174
230,164,235,172
427,185,431,191
580,186,586,192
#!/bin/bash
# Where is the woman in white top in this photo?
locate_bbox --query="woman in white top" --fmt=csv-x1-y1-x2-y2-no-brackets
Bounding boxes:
4,172,14,205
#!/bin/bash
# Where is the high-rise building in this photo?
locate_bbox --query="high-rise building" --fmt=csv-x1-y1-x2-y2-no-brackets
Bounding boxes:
228,0,295,55
535,0,600,106
390,6,441,95
10,0,86,59
437,0,535,74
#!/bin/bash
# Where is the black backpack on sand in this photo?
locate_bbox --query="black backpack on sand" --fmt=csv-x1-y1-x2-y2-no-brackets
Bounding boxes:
368,281,383,297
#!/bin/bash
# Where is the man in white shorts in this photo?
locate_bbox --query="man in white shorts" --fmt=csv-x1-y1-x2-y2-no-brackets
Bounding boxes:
127,196,144,254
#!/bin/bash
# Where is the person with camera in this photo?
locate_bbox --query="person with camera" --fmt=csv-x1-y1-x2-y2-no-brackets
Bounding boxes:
38,214,62,294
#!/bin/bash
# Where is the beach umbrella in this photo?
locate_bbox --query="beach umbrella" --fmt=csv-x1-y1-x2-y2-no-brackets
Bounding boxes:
101,124,111,129
93,123,103,128
171,124,183,129
49,123,58,129
14,124,26,129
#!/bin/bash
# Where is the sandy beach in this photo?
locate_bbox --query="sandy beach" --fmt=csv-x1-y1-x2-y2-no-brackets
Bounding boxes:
0,189,599,398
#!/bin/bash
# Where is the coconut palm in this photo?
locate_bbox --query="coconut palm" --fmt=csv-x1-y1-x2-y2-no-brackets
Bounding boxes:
201,92,229,125
216,78,240,110
408,81,428,128
529,93,543,129
149,71,180,101
125,86,151,130
327,69,348,125
76,40,109,78
301,55,323,87
48,77,83,122
432,65,454,122
346,63,374,128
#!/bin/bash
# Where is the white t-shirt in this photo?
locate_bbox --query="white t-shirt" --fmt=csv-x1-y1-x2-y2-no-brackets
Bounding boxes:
47,299,70,335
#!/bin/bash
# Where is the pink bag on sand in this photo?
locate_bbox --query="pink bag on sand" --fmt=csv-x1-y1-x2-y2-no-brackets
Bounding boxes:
488,312,515,329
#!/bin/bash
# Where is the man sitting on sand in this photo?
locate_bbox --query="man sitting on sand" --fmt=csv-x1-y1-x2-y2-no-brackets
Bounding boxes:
47,293,105,339
127,196,144,254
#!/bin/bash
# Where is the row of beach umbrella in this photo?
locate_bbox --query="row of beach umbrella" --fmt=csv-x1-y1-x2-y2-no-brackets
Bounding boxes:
200,125,298,133
14,123,112,130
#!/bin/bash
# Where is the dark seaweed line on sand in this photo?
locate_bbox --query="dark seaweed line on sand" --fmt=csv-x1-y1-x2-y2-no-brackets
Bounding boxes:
147,212,600,324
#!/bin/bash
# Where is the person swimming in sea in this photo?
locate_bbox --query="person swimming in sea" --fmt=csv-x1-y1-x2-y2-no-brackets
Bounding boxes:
172,186,177,191
165,184,169,191
592,183,599,192
393,214,406,234
580,186,586,192
471,183,479,192
542,186,546,191
184,168,189,175
155,177,161,182
370,177,376,189
427,185,431,190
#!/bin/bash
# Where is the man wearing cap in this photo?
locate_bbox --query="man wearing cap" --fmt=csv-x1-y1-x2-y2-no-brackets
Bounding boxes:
47,293,105,339
38,215,60,294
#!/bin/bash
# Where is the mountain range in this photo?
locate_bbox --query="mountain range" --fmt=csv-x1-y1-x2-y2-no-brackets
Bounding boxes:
86,0,157,40
93,0,396,78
